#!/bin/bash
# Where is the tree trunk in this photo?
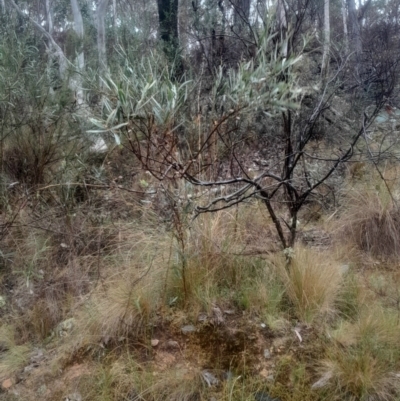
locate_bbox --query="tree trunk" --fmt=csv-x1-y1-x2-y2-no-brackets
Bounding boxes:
321,0,330,83
45,0,55,96
232,0,250,33
112,0,117,35
348,0,362,70
157,0,183,77
341,0,349,53
276,0,288,57
97,0,109,76
157,0,179,45
45,0,53,34
70,0,85,105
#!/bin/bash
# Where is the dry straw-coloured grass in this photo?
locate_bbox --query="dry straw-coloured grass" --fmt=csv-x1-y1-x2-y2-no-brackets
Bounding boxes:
83,267,164,342
340,182,400,260
315,306,400,400
272,246,343,323
78,354,273,401
77,226,171,344
0,325,31,379
165,204,279,315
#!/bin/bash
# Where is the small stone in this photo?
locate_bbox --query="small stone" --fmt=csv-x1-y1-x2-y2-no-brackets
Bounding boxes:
212,306,224,325
55,318,76,337
311,371,333,389
166,340,180,350
197,313,208,322
64,393,82,401
2,378,12,390
341,264,350,274
260,323,266,328
37,384,47,395
181,325,196,334
201,370,219,387
263,349,271,359
24,364,36,373
30,348,45,364
151,339,159,347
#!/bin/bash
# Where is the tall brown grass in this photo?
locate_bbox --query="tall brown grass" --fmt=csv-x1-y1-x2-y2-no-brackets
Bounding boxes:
340,187,400,260
272,247,343,323
315,307,400,400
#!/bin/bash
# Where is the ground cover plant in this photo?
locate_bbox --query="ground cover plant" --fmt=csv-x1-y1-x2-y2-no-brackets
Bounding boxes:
2,0,400,400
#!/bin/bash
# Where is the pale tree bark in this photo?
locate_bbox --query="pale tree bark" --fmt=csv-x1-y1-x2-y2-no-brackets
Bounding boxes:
45,0,55,96
276,0,288,57
45,0,53,34
321,0,330,83
276,0,287,30
112,0,117,33
348,0,362,70
70,0,85,105
97,0,110,76
314,17,320,40
341,0,349,53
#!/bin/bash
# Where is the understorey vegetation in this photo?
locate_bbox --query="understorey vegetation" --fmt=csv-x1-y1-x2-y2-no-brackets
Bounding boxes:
1,0,400,400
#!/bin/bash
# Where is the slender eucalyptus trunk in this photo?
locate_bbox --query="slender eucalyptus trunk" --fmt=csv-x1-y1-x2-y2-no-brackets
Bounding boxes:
276,0,288,57
321,0,330,83
97,0,109,77
45,0,55,96
70,0,85,105
348,0,362,72
70,0,84,68
341,0,349,53
112,0,117,33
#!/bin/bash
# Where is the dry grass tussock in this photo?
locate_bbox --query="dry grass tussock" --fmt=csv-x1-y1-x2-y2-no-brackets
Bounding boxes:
271,246,344,323
78,355,269,401
0,325,31,379
315,306,400,400
81,267,164,343
164,205,280,314
78,228,171,344
106,356,203,401
340,184,400,260
73,204,279,344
